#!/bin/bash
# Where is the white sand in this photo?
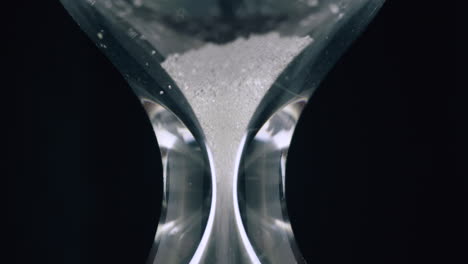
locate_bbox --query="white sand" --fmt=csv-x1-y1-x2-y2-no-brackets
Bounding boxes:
162,33,311,260
162,32,311,157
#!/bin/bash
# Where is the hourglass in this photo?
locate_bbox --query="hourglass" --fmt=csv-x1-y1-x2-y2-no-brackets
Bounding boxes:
59,0,385,263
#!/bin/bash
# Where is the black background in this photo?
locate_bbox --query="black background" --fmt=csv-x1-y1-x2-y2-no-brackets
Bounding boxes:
4,1,460,264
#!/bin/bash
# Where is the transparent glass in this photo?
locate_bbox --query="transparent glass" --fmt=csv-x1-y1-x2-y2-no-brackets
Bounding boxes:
59,0,385,263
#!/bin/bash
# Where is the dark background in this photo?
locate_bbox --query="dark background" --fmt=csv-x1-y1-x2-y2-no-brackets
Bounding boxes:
4,1,460,264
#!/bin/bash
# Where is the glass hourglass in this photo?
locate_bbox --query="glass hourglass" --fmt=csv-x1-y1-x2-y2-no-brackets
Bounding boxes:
59,0,385,263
